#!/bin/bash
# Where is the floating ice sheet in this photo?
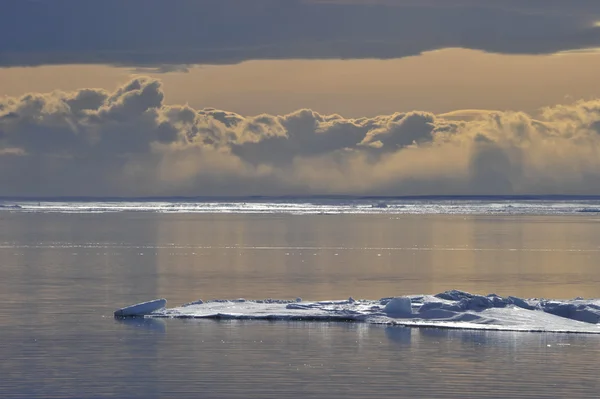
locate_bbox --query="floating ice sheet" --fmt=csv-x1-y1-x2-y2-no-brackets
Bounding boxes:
116,290,600,334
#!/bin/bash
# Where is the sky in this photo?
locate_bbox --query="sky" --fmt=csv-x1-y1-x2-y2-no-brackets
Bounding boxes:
3,0,600,196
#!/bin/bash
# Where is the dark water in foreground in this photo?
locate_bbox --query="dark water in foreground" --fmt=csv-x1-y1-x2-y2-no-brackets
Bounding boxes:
1,212,600,398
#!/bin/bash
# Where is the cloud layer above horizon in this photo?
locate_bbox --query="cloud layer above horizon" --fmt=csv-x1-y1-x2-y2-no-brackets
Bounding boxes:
3,0,600,67
2,77,600,196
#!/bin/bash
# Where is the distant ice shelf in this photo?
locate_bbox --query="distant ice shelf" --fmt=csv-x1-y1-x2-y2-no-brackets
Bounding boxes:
114,290,600,334
6,197,600,215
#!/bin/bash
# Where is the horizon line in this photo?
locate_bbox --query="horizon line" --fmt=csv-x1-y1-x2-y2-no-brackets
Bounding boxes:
3,194,600,202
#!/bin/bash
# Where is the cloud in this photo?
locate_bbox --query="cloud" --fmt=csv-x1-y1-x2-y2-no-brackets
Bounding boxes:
2,0,600,68
3,77,600,196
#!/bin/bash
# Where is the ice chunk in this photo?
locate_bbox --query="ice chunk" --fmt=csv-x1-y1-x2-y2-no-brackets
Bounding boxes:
435,290,474,301
507,296,535,310
384,297,413,316
114,298,167,317
539,301,600,324
0,204,22,209
577,208,600,213
182,299,204,307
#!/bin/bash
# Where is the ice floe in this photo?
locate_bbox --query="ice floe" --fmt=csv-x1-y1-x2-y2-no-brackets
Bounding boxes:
114,291,600,334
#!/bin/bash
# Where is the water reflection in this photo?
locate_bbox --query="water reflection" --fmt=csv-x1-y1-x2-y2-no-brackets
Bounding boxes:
115,317,167,334
1,213,600,397
384,326,412,345
151,213,600,302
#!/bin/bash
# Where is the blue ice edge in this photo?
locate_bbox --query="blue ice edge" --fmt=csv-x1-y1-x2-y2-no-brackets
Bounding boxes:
114,291,600,334
114,298,167,318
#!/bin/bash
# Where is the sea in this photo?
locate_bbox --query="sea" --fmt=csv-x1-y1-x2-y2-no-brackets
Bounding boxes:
1,197,600,398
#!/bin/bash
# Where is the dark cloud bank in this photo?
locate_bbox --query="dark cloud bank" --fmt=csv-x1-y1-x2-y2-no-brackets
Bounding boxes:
2,77,600,196
2,0,600,67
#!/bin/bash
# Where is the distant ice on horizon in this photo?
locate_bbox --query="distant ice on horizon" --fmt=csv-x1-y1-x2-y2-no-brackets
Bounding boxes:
4,197,600,215
117,290,600,334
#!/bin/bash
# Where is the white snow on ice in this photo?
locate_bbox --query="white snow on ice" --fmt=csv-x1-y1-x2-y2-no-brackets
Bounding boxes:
117,290,600,334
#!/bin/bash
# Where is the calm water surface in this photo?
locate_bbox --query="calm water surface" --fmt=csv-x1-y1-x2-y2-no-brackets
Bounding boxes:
1,213,599,398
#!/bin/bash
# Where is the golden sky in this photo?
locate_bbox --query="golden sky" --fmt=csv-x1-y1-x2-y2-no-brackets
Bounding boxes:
4,1,600,196
2,48,600,117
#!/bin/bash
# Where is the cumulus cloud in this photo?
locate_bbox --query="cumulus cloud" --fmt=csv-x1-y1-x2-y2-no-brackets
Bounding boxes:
2,0,600,68
3,77,600,196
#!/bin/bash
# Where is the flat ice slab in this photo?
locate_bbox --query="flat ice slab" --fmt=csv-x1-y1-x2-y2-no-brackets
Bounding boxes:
118,291,600,334
114,298,167,317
